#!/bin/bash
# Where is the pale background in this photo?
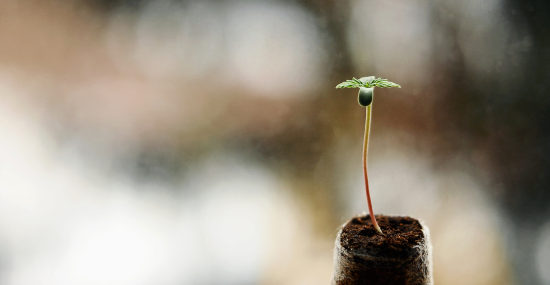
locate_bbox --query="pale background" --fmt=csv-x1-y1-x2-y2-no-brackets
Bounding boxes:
0,0,549,284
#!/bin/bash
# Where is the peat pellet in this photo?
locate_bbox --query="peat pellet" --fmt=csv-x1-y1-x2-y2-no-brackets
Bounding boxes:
332,215,433,285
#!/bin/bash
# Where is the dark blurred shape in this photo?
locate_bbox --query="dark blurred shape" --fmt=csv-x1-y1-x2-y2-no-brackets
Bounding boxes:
430,0,550,283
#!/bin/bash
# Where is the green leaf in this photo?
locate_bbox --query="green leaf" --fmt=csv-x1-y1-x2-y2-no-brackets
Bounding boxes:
336,76,401,89
335,77,365,89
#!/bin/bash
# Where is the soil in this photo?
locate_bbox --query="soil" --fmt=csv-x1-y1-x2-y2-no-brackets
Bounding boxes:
333,215,431,285
340,215,425,259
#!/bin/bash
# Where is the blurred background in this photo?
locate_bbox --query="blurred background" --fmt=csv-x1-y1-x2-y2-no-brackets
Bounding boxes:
0,0,549,284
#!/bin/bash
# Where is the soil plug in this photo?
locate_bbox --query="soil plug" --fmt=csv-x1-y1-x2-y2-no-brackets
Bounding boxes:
333,77,433,284
332,215,433,285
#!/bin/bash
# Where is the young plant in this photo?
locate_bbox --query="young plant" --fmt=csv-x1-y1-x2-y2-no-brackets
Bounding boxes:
336,76,401,234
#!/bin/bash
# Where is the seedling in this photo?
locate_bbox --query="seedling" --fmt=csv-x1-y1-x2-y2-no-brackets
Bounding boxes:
336,76,401,234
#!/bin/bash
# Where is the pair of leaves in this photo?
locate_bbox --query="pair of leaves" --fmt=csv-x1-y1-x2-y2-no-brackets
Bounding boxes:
336,77,401,89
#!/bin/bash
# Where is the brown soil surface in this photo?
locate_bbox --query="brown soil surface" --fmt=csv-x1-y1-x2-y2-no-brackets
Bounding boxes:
340,215,425,259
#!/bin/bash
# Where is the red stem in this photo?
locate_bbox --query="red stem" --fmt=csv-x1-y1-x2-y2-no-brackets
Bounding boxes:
363,105,382,234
